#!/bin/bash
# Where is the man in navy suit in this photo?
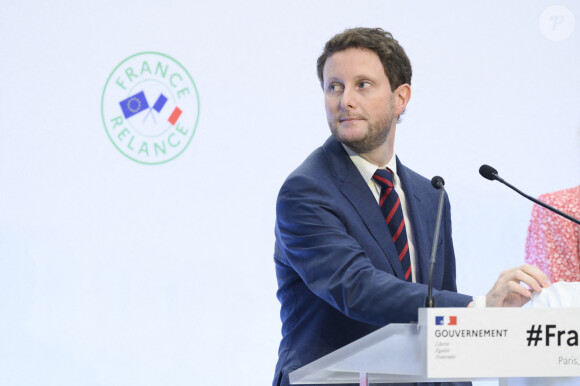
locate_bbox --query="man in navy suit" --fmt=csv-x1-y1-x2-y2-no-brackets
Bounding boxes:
272,27,550,386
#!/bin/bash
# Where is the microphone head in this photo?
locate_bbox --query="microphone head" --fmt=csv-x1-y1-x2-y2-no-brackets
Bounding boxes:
431,176,445,189
479,164,498,181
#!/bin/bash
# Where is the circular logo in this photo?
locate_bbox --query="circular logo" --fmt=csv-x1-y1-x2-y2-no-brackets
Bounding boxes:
101,52,200,164
539,5,576,41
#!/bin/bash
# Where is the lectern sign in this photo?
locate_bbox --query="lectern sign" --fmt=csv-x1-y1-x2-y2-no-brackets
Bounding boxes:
420,308,580,378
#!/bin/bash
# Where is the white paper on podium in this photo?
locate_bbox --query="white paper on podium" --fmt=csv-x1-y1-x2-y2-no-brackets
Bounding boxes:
528,282,580,308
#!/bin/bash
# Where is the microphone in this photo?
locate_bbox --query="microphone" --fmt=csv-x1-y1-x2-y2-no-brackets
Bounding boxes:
478,164,500,181
425,176,446,308
479,164,580,226
431,175,445,189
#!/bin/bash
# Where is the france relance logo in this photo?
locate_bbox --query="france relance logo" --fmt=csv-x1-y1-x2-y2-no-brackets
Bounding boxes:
101,52,200,164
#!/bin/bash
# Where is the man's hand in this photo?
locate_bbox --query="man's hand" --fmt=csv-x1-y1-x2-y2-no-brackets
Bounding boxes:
485,264,552,307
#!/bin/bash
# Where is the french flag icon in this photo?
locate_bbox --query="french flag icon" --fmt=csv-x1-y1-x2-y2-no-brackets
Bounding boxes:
151,93,182,125
435,316,457,325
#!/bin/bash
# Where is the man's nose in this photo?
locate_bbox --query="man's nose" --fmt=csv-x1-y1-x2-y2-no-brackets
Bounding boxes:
340,87,357,110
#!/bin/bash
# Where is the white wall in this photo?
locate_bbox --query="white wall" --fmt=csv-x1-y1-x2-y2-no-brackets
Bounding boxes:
1,1,578,385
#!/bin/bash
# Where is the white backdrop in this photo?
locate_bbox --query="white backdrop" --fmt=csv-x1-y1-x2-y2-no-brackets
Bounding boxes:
1,1,579,385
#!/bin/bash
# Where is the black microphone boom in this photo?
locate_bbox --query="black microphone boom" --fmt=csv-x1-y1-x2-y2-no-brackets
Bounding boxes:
425,176,446,308
479,164,580,226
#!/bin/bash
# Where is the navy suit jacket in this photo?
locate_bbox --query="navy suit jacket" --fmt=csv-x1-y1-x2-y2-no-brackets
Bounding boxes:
273,136,472,386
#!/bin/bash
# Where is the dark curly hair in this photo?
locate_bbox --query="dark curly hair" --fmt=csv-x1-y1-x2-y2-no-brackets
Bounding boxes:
316,27,412,91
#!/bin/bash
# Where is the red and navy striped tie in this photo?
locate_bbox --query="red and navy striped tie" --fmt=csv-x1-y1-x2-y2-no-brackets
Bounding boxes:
372,168,412,282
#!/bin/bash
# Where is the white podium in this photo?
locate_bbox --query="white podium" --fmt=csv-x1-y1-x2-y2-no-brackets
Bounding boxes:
290,308,580,385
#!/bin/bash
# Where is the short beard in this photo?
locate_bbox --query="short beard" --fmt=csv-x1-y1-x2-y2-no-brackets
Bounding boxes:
329,114,395,155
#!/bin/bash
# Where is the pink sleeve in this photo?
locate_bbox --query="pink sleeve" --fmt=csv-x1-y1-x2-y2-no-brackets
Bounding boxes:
525,190,580,282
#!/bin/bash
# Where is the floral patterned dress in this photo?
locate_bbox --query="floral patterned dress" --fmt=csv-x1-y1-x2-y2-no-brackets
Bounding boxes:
525,185,580,282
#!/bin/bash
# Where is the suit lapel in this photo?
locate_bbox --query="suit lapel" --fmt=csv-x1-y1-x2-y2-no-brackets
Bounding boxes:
396,158,436,285
322,137,406,279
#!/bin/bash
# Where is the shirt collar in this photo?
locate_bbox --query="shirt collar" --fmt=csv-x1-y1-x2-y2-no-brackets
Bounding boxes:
342,144,398,182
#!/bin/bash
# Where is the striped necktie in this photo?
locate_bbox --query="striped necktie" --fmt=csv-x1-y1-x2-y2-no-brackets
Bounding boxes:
372,168,412,282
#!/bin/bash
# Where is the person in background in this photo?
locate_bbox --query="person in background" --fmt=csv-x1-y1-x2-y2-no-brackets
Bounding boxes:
525,185,580,282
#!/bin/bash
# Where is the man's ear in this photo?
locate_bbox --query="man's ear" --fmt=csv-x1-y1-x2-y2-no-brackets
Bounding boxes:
394,83,411,116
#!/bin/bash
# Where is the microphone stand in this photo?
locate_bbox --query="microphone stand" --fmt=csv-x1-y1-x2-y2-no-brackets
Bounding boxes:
425,177,446,308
